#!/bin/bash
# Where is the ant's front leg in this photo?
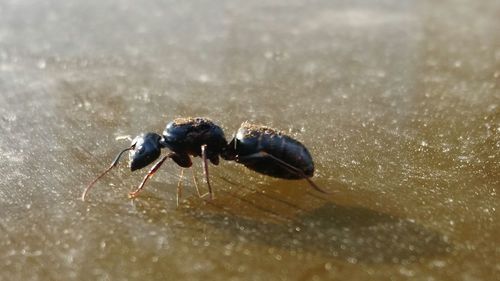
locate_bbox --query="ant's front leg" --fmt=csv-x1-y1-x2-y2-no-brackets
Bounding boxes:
128,153,174,198
128,151,193,201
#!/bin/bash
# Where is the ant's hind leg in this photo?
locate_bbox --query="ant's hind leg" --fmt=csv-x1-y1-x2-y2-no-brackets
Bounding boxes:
237,151,330,194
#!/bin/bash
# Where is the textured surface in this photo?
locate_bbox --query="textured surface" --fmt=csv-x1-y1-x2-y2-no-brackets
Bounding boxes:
0,0,499,280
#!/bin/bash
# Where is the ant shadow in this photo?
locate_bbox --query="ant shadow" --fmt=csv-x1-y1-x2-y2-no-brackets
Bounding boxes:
198,202,450,264
133,174,452,265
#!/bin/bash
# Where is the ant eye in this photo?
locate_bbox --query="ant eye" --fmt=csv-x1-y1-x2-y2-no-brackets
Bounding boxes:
130,135,142,149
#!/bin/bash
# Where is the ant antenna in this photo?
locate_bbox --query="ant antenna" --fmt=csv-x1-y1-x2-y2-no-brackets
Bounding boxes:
81,146,133,201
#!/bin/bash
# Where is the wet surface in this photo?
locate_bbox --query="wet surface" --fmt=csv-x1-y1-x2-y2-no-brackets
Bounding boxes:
1,0,499,280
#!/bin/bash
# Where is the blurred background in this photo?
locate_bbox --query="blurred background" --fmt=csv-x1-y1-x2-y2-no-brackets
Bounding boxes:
0,0,498,280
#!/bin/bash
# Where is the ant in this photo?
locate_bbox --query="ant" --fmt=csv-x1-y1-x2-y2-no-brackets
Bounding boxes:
81,117,227,205
81,118,328,204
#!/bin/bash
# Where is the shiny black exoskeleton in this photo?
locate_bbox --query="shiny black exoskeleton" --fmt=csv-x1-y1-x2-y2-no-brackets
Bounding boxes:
82,117,227,202
82,118,327,204
222,122,327,193
161,117,227,167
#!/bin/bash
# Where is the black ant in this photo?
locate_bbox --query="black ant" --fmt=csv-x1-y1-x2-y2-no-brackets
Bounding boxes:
81,118,328,204
81,117,227,204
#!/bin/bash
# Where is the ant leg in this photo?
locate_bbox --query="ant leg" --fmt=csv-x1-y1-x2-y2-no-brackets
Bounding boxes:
191,167,202,197
129,153,172,198
176,168,184,207
238,152,330,194
82,146,133,201
201,144,214,199
170,152,202,202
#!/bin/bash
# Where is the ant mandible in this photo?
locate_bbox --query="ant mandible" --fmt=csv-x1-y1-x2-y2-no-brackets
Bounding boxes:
81,118,328,204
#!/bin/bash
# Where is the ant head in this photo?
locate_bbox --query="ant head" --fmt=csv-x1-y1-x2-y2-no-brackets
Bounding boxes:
129,132,162,171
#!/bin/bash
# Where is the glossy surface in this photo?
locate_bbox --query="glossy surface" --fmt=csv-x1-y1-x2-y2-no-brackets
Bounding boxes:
0,0,499,280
